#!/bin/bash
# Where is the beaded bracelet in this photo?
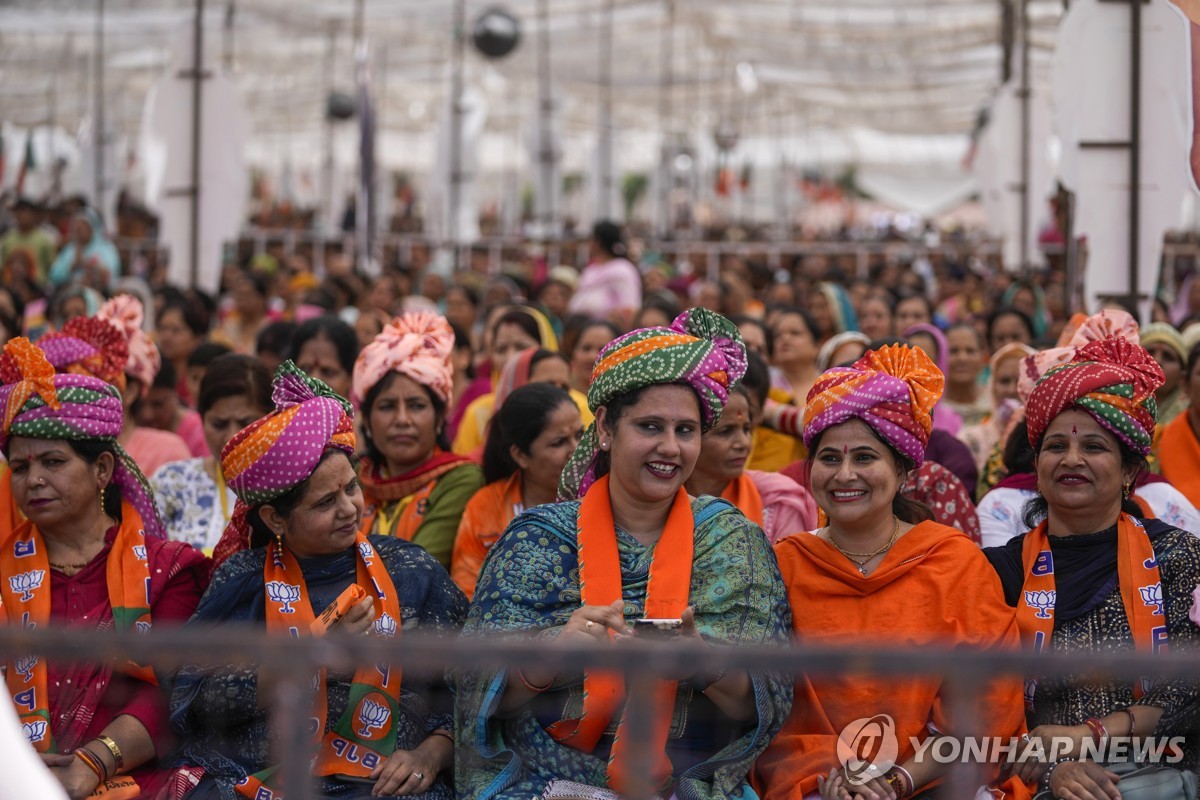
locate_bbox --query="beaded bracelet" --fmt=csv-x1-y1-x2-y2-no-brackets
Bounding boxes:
1040,758,1076,794
885,766,914,798
1120,707,1137,737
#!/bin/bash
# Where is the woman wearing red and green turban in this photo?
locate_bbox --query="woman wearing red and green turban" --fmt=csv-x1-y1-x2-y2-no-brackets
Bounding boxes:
987,336,1200,796
0,337,208,800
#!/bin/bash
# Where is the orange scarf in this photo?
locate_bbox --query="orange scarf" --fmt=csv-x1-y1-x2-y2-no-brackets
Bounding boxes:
545,475,694,794
1017,513,1166,710
236,534,402,798
0,501,155,755
1158,412,1200,509
720,474,764,529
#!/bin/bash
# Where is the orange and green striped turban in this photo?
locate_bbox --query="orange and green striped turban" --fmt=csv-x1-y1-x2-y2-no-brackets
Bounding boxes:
558,307,746,500
802,344,944,465
212,361,355,567
1026,336,1163,455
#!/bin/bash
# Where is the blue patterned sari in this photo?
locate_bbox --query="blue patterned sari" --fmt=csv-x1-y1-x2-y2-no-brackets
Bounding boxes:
454,496,793,800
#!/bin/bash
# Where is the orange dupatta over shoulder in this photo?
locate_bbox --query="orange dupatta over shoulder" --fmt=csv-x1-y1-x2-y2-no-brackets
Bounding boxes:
545,474,694,794
720,473,764,529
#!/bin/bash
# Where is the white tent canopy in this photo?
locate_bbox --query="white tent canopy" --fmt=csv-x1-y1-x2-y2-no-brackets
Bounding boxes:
0,0,1064,180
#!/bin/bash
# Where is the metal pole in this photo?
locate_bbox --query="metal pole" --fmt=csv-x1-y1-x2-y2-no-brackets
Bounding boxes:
189,0,205,289
320,23,337,233
536,0,556,239
448,0,467,269
222,0,235,71
598,0,615,221
1018,0,1031,272
1129,0,1142,311
93,0,105,211
658,0,675,238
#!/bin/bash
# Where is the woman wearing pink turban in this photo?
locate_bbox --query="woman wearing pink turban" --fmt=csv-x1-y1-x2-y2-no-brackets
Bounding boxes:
352,311,485,569
97,295,192,477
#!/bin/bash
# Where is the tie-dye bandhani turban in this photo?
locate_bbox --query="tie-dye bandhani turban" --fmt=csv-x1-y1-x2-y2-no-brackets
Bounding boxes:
0,317,128,389
97,295,160,391
212,361,356,568
557,307,747,501
1026,336,1164,455
0,337,164,539
351,311,455,410
802,344,944,466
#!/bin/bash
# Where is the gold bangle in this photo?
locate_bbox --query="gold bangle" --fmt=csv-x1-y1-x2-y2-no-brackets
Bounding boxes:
95,735,124,773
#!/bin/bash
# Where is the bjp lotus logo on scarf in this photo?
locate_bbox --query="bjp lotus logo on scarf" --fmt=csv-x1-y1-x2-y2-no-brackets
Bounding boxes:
1139,584,1165,616
837,714,898,786
14,655,37,683
357,697,391,738
132,545,147,560
9,570,45,602
374,613,397,638
136,621,152,633
22,720,47,745
265,581,301,613
358,541,376,565
1023,589,1056,619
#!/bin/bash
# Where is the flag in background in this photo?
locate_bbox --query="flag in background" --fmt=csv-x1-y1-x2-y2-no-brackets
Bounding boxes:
15,133,36,194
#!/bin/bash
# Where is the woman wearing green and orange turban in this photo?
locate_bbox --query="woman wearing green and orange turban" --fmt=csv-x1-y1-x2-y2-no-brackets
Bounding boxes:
173,361,467,800
0,337,208,800
455,307,792,800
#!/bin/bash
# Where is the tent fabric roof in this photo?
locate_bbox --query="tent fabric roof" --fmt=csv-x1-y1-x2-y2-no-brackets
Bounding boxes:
0,0,1064,159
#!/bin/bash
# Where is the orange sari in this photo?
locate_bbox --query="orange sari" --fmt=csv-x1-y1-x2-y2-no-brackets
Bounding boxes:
753,521,1032,800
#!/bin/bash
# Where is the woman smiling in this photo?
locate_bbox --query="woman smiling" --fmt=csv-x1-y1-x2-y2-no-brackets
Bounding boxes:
754,345,1028,800
986,337,1200,798
456,308,792,800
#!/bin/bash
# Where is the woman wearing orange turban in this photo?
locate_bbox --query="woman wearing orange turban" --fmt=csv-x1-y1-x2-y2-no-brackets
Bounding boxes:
754,345,1030,800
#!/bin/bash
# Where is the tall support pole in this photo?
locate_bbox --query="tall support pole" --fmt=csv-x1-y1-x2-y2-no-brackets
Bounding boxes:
320,23,337,232
1018,0,1032,272
535,0,557,239
189,0,205,289
448,0,467,270
222,0,235,71
93,0,106,211
657,0,675,238
597,0,615,221
1129,0,1142,310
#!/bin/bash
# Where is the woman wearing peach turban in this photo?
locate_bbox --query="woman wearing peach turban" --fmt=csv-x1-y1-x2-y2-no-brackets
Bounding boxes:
986,337,1200,798
351,311,484,569
754,345,1030,800
96,295,192,478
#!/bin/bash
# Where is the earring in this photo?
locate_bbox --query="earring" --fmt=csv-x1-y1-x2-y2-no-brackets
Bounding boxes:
1123,482,1133,499
600,440,608,450
274,530,284,550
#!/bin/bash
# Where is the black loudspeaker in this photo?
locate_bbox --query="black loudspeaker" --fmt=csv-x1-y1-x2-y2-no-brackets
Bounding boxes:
472,7,521,59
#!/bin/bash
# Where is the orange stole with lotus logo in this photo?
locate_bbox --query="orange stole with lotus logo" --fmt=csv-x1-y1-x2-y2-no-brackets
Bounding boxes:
237,534,402,799
1017,513,1166,711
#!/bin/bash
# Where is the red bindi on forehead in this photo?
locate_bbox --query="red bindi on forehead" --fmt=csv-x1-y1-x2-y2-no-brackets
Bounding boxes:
1072,425,1077,435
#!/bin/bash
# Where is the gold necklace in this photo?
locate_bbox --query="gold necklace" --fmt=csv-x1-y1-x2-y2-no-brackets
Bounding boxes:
829,517,900,575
